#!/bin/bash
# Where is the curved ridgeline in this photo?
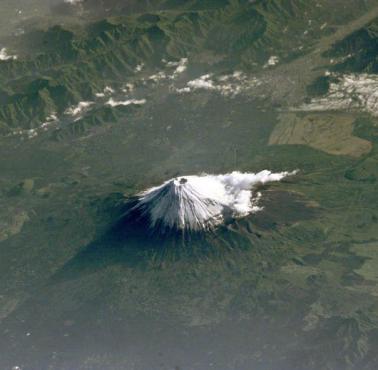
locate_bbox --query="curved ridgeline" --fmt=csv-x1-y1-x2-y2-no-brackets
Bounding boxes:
325,18,378,74
0,0,373,135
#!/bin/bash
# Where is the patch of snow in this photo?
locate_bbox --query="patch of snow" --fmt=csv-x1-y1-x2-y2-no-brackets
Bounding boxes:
132,170,298,231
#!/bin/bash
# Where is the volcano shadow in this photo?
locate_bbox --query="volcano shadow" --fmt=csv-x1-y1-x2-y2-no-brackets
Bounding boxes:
50,197,160,282
50,197,238,283
51,186,317,284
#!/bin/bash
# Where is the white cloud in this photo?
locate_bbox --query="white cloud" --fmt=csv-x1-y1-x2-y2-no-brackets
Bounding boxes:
176,71,261,97
148,71,168,83
105,98,146,107
65,101,94,117
297,73,378,116
147,58,188,83
135,63,144,73
171,58,188,77
187,74,215,90
132,170,298,231
26,129,38,139
264,55,279,68
104,86,115,94
0,48,17,61
95,86,115,98
122,83,135,93
40,113,58,129
63,0,83,4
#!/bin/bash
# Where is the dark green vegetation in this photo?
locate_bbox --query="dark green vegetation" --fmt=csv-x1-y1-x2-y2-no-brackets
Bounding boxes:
0,0,375,133
1,1,378,369
325,16,378,73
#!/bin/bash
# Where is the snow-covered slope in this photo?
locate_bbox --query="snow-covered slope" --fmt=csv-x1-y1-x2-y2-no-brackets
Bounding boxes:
132,171,297,232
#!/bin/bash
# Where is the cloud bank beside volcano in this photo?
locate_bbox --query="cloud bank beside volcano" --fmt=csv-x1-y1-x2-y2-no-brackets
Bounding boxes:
132,170,298,232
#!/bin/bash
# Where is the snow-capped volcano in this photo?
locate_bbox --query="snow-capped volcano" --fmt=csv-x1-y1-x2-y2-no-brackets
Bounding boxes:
132,170,297,232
